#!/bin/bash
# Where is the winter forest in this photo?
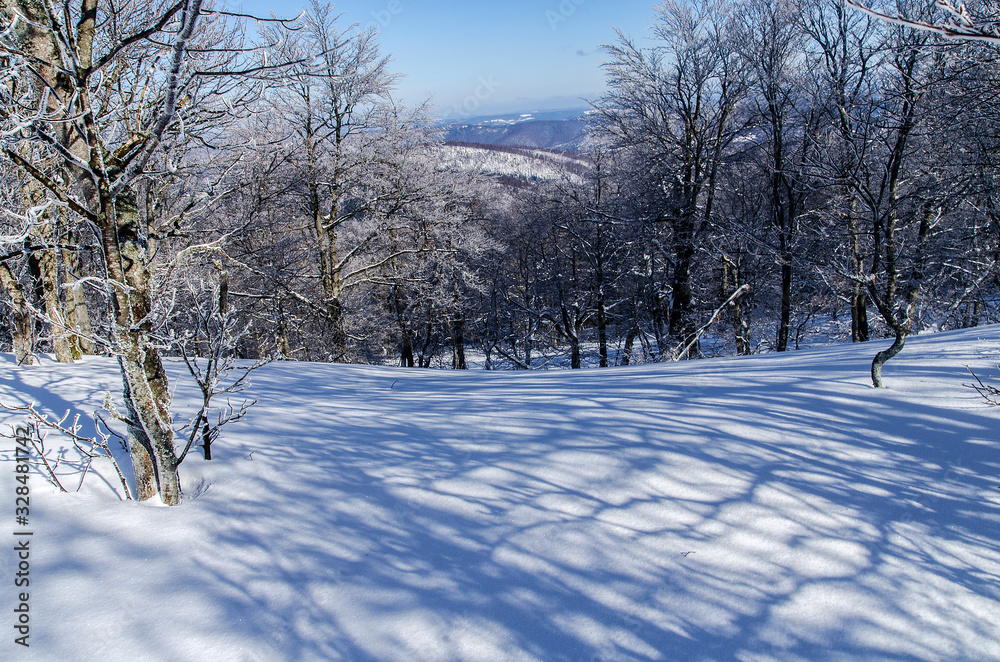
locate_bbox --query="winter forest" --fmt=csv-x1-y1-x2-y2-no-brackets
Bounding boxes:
3,0,1000,507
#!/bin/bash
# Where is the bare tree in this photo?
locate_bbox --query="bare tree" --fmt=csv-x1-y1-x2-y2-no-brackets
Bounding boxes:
0,0,283,503
734,0,817,352
802,0,885,344
262,0,398,360
595,0,749,353
847,0,1000,43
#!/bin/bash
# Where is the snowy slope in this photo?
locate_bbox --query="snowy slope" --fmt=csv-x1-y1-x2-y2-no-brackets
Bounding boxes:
2,328,1000,661
438,142,588,186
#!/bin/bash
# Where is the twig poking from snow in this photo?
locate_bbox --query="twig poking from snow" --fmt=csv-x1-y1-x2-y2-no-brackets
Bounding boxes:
0,419,67,492
0,401,133,499
964,365,1000,406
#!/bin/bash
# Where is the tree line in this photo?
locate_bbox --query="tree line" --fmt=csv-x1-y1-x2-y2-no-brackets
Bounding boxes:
2,0,999,502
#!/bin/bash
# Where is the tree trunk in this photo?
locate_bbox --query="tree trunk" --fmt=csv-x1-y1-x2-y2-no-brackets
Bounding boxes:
570,332,581,369
35,237,74,362
326,296,346,360
400,333,415,367
848,197,869,342
417,316,433,368
275,300,292,357
102,191,180,504
669,220,697,348
852,288,869,342
62,225,94,357
22,181,75,362
0,264,35,365
597,287,608,368
559,297,582,369
737,321,751,356
312,171,348,360
392,286,414,367
734,295,750,356
776,256,792,352
771,104,793,354
451,311,467,370
722,257,751,356
622,324,637,366
871,329,905,389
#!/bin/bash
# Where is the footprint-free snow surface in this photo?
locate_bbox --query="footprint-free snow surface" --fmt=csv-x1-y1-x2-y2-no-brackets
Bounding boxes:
2,327,1000,661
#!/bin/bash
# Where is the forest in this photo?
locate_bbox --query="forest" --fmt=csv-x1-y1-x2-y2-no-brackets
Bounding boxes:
2,0,999,503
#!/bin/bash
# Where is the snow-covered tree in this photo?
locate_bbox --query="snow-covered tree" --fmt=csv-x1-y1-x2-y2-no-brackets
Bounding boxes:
260,0,398,360
593,0,750,353
847,0,1000,43
0,0,281,503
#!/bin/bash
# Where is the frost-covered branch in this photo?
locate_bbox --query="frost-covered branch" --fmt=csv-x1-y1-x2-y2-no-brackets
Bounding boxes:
846,0,1000,43
672,284,750,361
0,402,133,499
171,272,269,463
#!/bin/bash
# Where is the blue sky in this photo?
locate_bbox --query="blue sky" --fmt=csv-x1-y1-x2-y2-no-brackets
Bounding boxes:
236,1,658,118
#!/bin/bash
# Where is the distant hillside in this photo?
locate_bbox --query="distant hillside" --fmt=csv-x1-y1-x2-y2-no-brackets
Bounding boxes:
438,141,590,188
443,116,591,152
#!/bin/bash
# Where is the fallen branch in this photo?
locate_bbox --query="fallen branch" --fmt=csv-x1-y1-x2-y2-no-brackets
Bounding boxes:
672,284,751,361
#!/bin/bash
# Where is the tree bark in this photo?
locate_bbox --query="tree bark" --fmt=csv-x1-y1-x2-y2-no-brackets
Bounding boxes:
37,248,73,361
21,180,75,362
723,256,751,356
849,196,869,342
62,225,94,357
400,333,415,367
871,328,905,388
622,324,637,365
0,264,35,365
102,190,180,504
392,285,414,367
451,310,467,370
776,252,792,352
597,284,608,367
669,218,697,350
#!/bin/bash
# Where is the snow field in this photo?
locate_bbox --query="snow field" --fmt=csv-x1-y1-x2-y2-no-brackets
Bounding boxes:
1,327,999,660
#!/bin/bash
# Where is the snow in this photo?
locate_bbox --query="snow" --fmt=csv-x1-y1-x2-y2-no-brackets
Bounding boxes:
437,143,587,185
2,327,1000,660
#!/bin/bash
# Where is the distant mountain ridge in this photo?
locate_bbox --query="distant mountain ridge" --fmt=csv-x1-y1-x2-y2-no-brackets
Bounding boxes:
442,109,592,153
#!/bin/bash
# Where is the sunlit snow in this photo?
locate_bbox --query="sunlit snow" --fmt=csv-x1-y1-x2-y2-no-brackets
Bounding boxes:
2,327,999,660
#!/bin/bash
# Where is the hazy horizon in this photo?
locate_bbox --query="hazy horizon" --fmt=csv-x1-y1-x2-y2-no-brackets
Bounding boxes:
236,0,656,119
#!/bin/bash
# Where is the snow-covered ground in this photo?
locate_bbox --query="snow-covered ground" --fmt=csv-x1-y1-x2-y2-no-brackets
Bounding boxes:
437,143,587,185
2,327,1000,661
